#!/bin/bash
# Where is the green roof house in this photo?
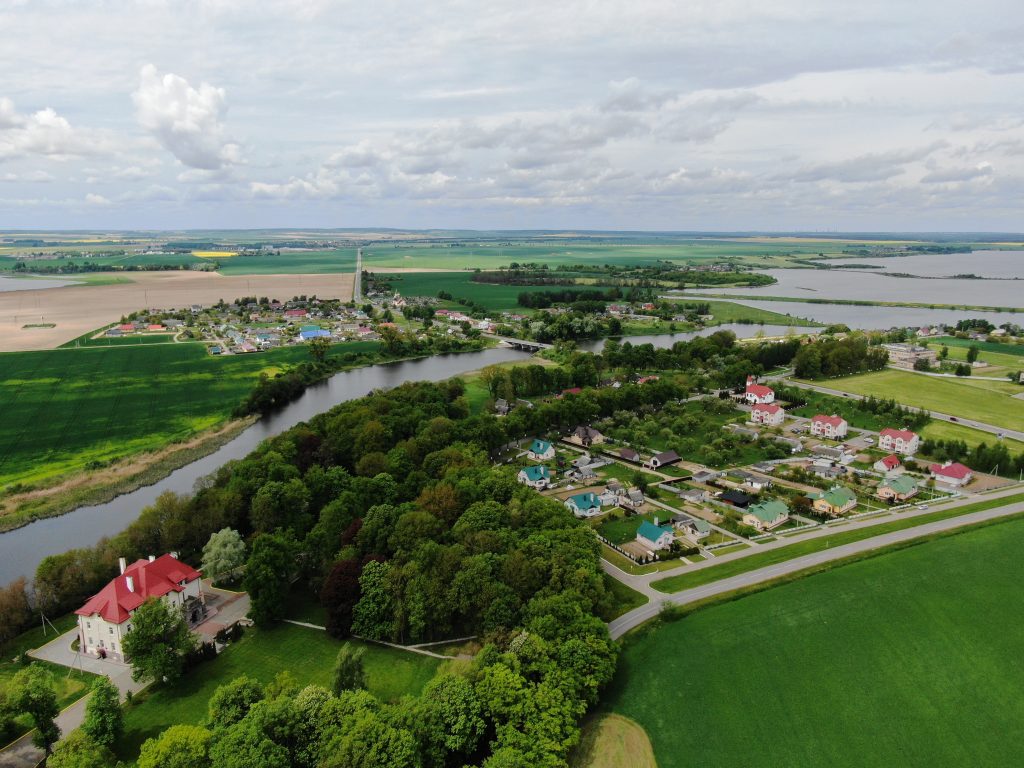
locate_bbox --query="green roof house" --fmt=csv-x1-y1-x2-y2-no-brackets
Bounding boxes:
528,439,555,461
808,486,857,516
518,464,551,489
564,492,602,518
742,499,790,531
636,520,675,551
877,475,919,502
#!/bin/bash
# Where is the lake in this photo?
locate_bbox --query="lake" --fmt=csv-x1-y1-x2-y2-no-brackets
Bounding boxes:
695,250,1024,307
576,323,815,352
840,249,1024,279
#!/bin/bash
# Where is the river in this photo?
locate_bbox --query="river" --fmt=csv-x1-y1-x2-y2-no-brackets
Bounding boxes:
0,347,528,584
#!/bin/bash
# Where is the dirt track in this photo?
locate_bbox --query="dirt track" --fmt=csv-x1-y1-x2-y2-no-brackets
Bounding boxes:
0,271,355,352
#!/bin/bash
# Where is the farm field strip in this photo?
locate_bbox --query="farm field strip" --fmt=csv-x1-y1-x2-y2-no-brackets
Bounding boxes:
650,491,1024,593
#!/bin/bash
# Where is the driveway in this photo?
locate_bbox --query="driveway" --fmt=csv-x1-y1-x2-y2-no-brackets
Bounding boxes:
0,630,147,768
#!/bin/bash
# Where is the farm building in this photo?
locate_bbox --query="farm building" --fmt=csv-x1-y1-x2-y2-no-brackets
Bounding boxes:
673,513,712,539
619,447,641,463
76,554,203,663
517,465,550,490
877,475,919,502
645,450,680,469
879,428,920,455
719,489,752,508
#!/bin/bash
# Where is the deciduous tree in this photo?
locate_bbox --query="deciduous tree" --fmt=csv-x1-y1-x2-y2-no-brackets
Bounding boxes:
81,676,123,747
201,528,246,583
121,598,195,683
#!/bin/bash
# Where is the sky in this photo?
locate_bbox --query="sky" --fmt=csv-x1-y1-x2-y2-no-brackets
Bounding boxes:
1,0,1023,231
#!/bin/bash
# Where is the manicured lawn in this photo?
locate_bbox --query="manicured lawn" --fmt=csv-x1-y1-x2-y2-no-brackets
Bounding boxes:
820,369,1024,432
597,461,662,487
606,513,1024,767
115,622,442,761
570,713,656,768
652,492,1024,593
597,511,664,545
0,341,382,486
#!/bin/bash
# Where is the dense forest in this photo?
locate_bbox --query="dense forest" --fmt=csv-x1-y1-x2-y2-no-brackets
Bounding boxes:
792,335,888,379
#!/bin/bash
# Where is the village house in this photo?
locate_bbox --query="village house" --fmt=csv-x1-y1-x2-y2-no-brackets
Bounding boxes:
878,428,920,455
750,403,785,426
645,450,680,469
691,469,721,484
744,376,775,404
527,439,555,461
877,475,919,502
810,414,848,439
564,492,603,518
677,487,709,504
624,488,645,508
672,513,712,540
742,499,790,531
517,465,551,490
930,461,974,487
636,520,675,551
873,454,903,474
808,486,857,517
76,554,203,663
568,425,605,447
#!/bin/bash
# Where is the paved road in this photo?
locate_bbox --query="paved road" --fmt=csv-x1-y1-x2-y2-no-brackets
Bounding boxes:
353,248,363,303
607,491,1024,639
776,376,1024,443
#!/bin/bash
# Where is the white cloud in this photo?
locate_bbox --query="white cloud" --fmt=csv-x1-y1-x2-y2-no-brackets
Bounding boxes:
84,192,111,205
0,98,100,162
132,64,241,170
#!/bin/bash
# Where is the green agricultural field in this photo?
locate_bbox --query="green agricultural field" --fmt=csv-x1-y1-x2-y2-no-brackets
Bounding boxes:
0,341,381,487
820,369,1024,432
372,271,557,312
215,248,357,275
669,298,820,327
115,623,442,762
652,492,1024,593
606,513,1024,768
928,336,1024,358
919,419,1024,452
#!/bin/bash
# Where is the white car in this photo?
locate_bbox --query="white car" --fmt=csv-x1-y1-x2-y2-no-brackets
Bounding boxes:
916,504,929,510
864,438,874,445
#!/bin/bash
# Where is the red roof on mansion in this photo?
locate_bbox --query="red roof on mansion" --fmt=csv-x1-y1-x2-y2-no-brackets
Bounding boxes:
752,403,781,414
746,384,774,397
76,554,201,624
878,454,901,470
880,428,917,442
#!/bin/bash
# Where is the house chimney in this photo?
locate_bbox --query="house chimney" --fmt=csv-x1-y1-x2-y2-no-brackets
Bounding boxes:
654,516,659,526
148,555,156,562
126,576,135,593
170,551,178,560
118,557,127,574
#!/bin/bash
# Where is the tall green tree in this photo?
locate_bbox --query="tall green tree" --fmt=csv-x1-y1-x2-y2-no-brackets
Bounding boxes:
81,676,123,747
244,532,299,626
351,560,394,641
331,643,367,695
11,665,60,754
137,724,212,768
207,676,264,730
201,528,246,583
121,599,195,683
46,730,116,768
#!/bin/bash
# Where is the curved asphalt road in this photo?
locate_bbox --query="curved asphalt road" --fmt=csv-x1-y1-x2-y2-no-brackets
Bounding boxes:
608,494,1024,639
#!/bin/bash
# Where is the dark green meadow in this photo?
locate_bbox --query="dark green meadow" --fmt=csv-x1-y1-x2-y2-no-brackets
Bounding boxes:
606,514,1024,767
0,341,380,486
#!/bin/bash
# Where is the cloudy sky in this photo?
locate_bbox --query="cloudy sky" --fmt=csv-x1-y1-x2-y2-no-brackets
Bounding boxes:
1,0,1023,231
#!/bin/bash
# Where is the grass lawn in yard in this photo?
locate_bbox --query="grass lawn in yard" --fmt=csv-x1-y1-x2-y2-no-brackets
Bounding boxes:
653,492,1024,593
605,513,1024,767
919,418,1024,452
818,369,1024,432
115,622,442,762
597,511,670,545
596,461,662,488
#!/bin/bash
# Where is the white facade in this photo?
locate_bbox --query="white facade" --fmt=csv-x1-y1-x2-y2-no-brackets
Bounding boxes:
751,405,785,426
811,416,848,439
879,431,920,455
